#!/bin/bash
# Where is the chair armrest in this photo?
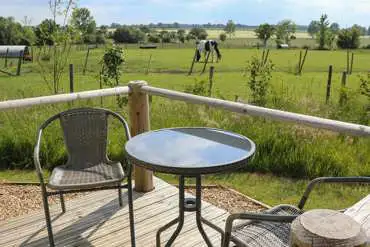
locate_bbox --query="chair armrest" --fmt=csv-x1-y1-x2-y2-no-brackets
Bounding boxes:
298,177,370,210
223,208,299,247
34,114,60,185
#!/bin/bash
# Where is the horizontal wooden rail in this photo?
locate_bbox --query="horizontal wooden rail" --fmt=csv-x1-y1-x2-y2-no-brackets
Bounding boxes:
141,85,370,137
0,86,130,110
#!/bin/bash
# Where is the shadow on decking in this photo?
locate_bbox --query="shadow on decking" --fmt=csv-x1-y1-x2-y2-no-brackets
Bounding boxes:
20,191,142,247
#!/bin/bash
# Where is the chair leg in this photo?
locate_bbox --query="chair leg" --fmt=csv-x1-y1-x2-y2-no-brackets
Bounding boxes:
59,192,66,213
41,185,55,247
118,184,123,207
128,176,136,247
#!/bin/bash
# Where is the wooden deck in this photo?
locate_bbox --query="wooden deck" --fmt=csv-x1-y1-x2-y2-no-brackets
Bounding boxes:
0,177,228,247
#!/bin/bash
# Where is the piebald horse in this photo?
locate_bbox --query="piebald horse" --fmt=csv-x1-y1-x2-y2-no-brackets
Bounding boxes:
195,40,221,63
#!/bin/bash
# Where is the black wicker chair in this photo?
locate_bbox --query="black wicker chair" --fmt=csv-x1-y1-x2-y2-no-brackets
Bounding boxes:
34,108,136,247
222,177,370,247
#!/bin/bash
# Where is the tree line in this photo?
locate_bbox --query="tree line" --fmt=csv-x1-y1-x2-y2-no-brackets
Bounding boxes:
255,15,368,49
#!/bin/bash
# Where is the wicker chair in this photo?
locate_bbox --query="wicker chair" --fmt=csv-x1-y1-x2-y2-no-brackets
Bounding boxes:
222,177,370,247
34,108,135,247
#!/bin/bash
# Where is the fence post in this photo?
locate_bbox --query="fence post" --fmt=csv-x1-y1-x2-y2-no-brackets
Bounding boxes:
326,65,333,104
346,49,350,74
69,64,74,93
188,48,198,75
83,47,90,75
128,80,154,192
4,48,9,68
16,51,23,76
350,53,354,74
208,66,215,97
339,71,347,106
201,51,211,74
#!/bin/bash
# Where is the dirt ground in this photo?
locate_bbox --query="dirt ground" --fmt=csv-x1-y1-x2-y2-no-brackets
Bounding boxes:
0,184,267,222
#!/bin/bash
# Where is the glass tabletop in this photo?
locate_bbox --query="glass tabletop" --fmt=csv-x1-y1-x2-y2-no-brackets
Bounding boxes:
125,127,256,175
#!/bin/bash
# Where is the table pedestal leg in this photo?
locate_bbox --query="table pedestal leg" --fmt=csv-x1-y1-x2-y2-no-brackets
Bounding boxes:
156,175,224,247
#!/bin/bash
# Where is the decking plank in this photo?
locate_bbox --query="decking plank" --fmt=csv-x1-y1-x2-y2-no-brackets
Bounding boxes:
0,177,229,247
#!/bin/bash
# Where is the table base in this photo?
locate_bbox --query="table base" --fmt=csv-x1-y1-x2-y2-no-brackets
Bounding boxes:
156,175,224,247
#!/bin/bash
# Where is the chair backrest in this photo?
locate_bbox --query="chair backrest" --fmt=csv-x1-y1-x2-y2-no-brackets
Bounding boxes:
58,108,123,169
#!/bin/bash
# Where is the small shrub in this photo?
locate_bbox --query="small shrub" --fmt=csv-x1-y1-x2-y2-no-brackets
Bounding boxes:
184,79,207,96
246,55,274,106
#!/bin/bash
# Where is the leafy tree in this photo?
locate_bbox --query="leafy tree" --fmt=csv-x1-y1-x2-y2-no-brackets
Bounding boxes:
189,27,208,40
139,25,151,34
177,29,186,43
0,17,24,45
317,14,330,50
113,27,145,43
71,8,96,35
20,26,36,46
36,0,77,94
307,20,320,38
352,24,367,36
224,20,236,38
336,26,361,49
34,19,58,46
275,19,296,45
255,23,275,47
330,23,340,34
219,33,227,42
368,26,370,35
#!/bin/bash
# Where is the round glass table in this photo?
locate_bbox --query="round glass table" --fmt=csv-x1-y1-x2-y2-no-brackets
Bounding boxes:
125,127,256,247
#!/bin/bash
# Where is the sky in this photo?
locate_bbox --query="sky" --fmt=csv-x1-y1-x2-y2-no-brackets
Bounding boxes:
0,0,369,27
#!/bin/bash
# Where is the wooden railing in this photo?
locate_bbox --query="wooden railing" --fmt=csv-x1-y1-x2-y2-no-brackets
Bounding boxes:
0,80,369,192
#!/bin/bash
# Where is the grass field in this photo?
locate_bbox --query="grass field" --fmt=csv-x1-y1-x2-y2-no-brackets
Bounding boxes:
0,44,369,208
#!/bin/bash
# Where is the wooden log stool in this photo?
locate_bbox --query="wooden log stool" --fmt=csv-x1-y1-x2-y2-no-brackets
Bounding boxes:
290,209,367,247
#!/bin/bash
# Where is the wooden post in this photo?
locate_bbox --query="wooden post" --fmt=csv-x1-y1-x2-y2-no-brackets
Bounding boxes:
83,47,90,75
350,52,354,74
4,48,9,68
188,48,198,75
299,48,308,75
290,209,367,247
69,64,74,93
339,71,347,106
99,65,104,106
208,66,215,97
297,50,302,75
263,49,270,66
347,49,350,74
201,51,211,74
326,65,333,104
128,81,154,192
145,54,152,75
16,51,23,76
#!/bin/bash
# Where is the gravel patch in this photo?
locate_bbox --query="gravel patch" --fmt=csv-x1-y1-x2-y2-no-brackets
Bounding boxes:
185,186,268,213
0,184,85,221
0,184,267,221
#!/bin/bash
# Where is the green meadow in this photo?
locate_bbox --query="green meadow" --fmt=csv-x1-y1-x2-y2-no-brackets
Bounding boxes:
0,44,369,208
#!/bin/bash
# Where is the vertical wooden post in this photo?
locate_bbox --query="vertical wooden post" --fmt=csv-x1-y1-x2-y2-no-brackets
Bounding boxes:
83,47,90,75
326,65,333,104
31,46,34,63
346,49,350,74
145,54,152,75
69,64,74,93
201,51,211,74
350,53,354,74
4,48,9,68
299,48,308,75
263,49,270,66
208,66,215,97
128,80,154,192
188,48,198,75
16,51,23,76
297,50,302,75
339,71,347,106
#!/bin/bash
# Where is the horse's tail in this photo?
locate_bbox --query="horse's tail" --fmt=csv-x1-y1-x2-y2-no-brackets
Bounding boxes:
213,41,221,60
